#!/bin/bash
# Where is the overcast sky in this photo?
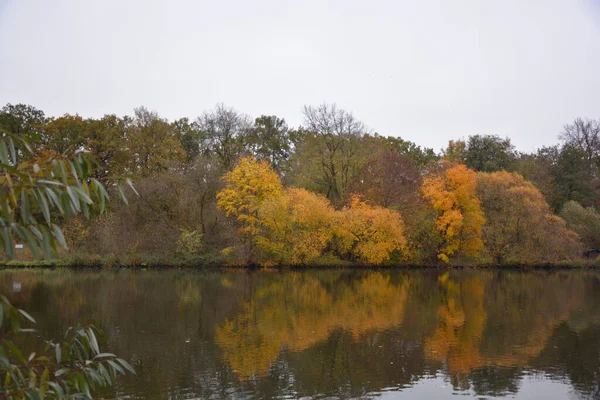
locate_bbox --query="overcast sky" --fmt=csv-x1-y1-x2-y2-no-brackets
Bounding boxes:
1,0,599,151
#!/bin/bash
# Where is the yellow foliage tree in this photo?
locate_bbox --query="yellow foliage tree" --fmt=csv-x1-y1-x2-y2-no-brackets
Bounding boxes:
477,171,581,263
257,188,335,264
336,196,407,264
422,164,485,262
216,157,283,261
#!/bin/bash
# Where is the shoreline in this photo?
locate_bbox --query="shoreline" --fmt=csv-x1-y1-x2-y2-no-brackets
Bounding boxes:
1,260,599,271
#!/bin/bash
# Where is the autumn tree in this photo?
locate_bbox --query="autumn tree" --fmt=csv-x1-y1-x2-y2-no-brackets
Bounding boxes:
84,114,132,179
289,104,370,206
477,171,581,263
348,147,421,210
217,157,284,261
422,164,485,263
196,104,252,171
40,114,87,155
128,107,186,176
257,188,334,264
442,139,466,163
335,196,407,264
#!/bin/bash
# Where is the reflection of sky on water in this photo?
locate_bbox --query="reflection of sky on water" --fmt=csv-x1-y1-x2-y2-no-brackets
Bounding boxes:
373,374,574,399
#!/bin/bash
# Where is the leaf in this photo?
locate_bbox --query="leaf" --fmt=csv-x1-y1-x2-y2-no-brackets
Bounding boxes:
36,189,51,223
51,224,67,249
55,368,69,377
47,382,65,397
18,309,36,324
20,190,30,224
93,353,116,359
87,327,99,355
0,139,10,165
107,359,125,375
66,186,81,212
117,358,136,375
5,339,27,364
55,343,61,363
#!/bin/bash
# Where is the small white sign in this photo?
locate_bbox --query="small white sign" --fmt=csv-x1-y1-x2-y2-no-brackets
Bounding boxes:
15,244,24,249
13,282,22,293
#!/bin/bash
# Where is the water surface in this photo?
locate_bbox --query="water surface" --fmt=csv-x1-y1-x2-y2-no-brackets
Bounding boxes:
1,268,599,399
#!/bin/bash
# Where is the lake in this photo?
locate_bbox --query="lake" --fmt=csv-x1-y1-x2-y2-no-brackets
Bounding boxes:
1,268,599,399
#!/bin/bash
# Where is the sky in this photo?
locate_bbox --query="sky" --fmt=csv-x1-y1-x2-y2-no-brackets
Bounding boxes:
1,0,600,152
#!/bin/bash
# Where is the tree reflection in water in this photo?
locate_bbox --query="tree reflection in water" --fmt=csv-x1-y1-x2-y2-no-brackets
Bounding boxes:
1,268,599,399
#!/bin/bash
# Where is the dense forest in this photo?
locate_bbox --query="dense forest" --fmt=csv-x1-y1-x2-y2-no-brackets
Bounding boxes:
1,102,599,266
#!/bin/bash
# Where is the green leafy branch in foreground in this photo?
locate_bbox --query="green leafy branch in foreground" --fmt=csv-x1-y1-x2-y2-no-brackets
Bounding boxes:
0,132,136,260
1,295,135,399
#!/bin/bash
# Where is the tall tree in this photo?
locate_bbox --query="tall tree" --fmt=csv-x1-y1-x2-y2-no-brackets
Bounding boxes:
348,147,421,210
247,115,292,174
196,104,252,171
422,164,485,263
172,117,203,163
552,144,598,209
383,136,438,168
217,157,284,262
463,134,516,172
560,117,600,176
84,114,131,179
128,107,186,176
42,114,87,155
290,104,369,206
442,139,466,163
0,103,46,145
477,171,581,263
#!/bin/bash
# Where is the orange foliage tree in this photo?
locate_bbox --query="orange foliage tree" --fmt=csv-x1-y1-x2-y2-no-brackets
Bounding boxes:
477,171,582,263
422,164,485,263
335,196,407,264
257,188,335,265
216,157,284,261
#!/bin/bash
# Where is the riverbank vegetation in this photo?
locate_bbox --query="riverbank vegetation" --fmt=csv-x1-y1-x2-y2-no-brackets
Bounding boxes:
1,102,599,267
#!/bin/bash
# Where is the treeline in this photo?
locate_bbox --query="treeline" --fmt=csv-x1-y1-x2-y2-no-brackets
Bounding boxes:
1,102,599,266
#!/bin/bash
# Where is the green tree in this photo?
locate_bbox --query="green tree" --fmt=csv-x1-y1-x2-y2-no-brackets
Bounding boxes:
0,103,46,144
552,144,598,209
84,114,132,179
172,117,203,163
42,114,87,155
382,136,438,168
248,115,292,174
464,134,516,172
559,117,600,176
560,200,600,249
